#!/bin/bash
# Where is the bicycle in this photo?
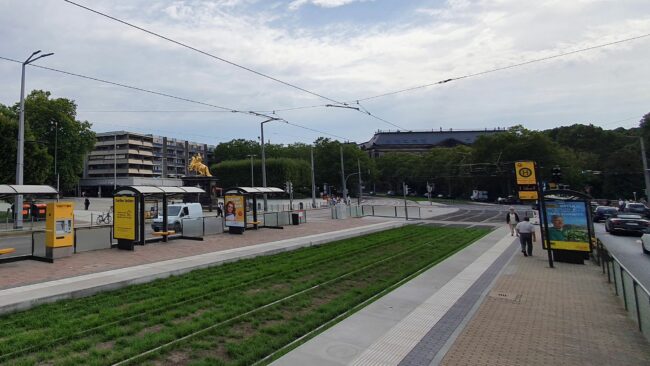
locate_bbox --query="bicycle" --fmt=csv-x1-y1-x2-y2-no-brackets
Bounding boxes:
96,207,112,225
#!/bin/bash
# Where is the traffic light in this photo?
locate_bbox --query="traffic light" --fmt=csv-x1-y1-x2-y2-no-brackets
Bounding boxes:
551,166,562,183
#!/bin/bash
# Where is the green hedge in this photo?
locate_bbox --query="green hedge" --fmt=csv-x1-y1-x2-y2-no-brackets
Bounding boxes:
212,158,311,194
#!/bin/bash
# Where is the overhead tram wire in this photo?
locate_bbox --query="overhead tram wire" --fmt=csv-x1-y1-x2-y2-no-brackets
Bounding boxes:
0,55,349,142
0,56,237,113
355,32,650,102
62,0,346,106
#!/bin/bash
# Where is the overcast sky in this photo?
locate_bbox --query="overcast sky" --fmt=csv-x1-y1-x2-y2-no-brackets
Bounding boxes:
1,0,649,145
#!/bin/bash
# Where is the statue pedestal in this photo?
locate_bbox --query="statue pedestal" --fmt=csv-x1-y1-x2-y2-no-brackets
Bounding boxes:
182,176,220,211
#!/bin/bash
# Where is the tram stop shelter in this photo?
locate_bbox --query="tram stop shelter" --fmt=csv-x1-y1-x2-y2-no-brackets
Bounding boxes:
112,185,206,250
0,184,59,263
223,187,286,234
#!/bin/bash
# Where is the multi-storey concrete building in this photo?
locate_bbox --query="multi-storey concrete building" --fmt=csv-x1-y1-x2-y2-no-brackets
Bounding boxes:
80,131,214,196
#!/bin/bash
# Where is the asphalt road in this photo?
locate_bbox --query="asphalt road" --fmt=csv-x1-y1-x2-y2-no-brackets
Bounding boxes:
595,223,650,291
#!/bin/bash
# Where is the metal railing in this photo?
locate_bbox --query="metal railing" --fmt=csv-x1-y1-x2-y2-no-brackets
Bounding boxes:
360,205,422,219
595,239,650,343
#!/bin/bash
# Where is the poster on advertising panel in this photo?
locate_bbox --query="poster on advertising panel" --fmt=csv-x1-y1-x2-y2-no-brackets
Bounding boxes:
224,195,245,227
113,196,136,240
543,200,590,252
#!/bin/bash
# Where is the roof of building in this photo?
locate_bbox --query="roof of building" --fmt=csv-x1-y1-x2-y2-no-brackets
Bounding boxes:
359,129,504,149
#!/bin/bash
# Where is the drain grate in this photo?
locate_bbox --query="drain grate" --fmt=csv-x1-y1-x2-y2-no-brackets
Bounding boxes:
489,291,522,302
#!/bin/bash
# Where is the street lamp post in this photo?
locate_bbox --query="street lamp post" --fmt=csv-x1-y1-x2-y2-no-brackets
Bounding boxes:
340,145,346,203
260,117,281,211
247,154,256,187
54,120,59,201
310,146,316,208
15,50,54,228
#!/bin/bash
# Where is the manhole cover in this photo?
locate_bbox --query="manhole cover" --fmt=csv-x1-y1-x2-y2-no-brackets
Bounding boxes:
489,291,522,302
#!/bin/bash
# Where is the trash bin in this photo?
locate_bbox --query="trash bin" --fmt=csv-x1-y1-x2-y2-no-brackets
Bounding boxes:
291,213,300,225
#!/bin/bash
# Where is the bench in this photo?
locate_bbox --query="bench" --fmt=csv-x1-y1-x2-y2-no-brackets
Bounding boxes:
249,221,262,225
0,248,16,255
151,231,176,237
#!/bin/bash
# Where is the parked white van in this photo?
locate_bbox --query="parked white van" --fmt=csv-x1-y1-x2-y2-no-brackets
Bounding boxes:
152,203,203,232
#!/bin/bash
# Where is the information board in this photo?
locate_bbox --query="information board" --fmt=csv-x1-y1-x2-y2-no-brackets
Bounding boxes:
114,196,136,240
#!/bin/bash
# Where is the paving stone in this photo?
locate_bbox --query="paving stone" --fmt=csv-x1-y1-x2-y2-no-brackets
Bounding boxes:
439,253,650,366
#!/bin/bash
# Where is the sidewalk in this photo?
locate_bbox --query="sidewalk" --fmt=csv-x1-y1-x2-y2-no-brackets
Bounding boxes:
440,250,650,366
273,227,650,366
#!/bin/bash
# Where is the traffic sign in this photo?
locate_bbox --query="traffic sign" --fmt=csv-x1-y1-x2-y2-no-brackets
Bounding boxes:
515,161,536,185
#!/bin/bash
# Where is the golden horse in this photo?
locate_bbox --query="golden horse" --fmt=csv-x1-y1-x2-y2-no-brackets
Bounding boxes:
188,153,212,177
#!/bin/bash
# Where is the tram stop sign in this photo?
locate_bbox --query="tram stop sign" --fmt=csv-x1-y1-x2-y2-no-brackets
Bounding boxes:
515,161,536,185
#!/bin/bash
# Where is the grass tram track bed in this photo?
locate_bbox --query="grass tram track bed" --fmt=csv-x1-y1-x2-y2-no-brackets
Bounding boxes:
0,225,491,366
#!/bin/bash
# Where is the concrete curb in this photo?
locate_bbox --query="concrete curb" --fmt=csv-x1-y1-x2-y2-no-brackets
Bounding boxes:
0,220,409,315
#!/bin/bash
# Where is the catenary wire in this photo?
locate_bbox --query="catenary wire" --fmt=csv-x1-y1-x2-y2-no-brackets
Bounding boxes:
355,32,650,102
62,0,345,106
0,55,350,142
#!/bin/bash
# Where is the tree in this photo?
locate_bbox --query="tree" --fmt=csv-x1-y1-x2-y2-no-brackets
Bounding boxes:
0,111,51,185
1,90,95,191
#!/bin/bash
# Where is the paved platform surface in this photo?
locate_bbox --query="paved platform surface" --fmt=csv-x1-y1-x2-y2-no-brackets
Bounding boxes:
440,249,650,366
274,227,650,366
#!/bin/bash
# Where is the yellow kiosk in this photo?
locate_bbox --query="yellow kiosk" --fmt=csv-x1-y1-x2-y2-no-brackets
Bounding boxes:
45,202,75,259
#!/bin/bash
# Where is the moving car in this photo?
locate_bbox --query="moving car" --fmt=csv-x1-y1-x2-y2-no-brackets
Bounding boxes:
152,203,203,233
605,213,650,236
625,202,650,217
593,206,618,223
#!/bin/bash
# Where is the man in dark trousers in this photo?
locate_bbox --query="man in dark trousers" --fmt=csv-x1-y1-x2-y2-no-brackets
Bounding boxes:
516,217,536,256
84,198,90,211
505,206,520,236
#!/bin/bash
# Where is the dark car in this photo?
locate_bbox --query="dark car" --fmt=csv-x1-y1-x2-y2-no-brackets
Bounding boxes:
605,214,650,236
625,202,650,217
593,206,618,223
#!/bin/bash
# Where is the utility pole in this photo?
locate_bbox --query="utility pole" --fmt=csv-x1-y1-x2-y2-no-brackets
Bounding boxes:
640,137,650,200
15,50,53,228
247,154,256,187
310,146,316,208
357,158,362,206
403,182,409,221
54,120,59,201
114,134,117,191
340,145,346,203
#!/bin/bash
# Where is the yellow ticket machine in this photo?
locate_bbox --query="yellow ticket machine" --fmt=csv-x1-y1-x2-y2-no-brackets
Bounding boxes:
45,202,75,259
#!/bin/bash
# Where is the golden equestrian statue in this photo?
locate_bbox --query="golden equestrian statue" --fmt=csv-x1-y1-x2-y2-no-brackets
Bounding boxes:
188,153,212,177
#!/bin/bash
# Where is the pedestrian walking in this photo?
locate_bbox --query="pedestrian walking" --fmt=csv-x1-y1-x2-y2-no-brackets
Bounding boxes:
505,206,520,236
516,217,536,256
618,198,626,212
217,202,223,217
84,198,90,211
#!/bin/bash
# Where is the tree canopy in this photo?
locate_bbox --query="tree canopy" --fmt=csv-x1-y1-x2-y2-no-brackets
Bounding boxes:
0,90,95,191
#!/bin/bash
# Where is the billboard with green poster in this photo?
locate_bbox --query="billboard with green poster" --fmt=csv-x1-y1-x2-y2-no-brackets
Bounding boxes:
543,199,591,252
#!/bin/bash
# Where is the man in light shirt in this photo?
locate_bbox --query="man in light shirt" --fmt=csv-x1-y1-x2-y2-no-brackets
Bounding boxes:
505,207,520,236
515,217,536,257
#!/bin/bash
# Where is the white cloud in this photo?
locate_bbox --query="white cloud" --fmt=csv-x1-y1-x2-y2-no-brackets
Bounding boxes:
289,0,373,11
0,0,649,145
